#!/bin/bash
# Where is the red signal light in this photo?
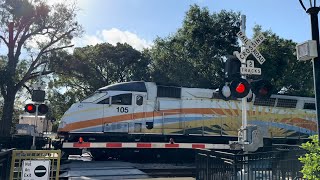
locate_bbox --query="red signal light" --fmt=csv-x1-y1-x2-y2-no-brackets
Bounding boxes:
25,104,36,113
230,78,251,98
236,83,245,93
27,105,33,111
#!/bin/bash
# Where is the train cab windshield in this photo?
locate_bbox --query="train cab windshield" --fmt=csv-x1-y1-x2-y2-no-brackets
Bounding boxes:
81,92,107,103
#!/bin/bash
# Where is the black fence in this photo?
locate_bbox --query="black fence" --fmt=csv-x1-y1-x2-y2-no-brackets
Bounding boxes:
196,148,306,180
0,149,13,180
0,135,48,150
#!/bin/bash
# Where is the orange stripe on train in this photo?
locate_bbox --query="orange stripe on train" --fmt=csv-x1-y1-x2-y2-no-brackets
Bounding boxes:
58,108,231,132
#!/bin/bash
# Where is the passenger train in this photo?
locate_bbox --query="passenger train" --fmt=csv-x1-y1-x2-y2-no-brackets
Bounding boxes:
56,81,316,159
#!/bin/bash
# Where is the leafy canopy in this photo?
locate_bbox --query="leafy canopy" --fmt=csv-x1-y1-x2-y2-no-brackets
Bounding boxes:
0,0,82,135
148,5,240,88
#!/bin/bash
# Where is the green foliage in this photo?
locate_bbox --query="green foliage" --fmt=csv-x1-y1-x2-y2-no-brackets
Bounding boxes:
252,26,314,96
299,135,320,179
46,90,78,122
148,5,240,88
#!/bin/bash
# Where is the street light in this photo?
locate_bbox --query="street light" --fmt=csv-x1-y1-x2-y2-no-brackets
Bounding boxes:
299,0,320,142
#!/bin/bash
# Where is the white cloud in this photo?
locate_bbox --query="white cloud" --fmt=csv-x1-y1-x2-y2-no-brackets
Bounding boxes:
72,33,103,49
73,28,153,51
101,28,152,51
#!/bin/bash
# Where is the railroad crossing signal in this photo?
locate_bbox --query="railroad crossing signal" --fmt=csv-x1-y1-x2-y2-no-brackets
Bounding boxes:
25,104,49,115
234,31,266,64
230,78,251,98
219,78,251,99
219,78,273,100
220,25,272,100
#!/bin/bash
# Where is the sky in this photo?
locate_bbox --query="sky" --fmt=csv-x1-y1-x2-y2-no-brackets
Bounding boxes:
63,0,314,51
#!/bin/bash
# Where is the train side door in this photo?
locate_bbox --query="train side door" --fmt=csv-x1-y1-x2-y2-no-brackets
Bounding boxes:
132,94,146,133
103,93,133,133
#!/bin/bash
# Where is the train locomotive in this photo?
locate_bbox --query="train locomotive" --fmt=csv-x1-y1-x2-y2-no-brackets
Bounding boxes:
56,81,316,160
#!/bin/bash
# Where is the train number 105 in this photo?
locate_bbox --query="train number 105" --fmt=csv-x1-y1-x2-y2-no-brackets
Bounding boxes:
116,107,129,113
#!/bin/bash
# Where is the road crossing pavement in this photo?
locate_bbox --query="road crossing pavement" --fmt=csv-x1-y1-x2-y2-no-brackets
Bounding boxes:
59,154,195,180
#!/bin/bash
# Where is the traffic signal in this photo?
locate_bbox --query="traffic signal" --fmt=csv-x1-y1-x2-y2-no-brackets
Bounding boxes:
230,78,251,98
251,79,273,98
24,104,49,114
225,55,241,81
25,104,36,113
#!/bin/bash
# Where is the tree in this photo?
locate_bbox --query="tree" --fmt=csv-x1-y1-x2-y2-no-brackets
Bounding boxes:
0,0,82,136
252,26,314,96
46,90,78,123
148,5,240,88
299,135,320,180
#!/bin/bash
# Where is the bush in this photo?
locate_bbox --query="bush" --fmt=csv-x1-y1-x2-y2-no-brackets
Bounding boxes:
299,135,320,180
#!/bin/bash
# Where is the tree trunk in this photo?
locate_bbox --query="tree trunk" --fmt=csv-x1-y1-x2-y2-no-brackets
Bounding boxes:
0,22,17,136
0,91,16,136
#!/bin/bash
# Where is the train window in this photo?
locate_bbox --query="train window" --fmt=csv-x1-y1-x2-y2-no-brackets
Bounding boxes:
98,97,110,104
82,92,106,103
136,95,143,106
157,86,181,98
304,103,316,110
112,93,132,105
276,99,297,108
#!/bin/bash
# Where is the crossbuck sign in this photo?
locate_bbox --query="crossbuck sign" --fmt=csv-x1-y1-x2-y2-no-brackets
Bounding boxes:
234,31,266,65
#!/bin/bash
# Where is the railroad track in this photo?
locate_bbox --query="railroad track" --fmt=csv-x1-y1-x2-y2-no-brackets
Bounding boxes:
59,155,195,179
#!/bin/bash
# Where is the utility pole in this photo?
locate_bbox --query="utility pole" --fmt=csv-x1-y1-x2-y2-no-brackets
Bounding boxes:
298,0,320,143
308,7,320,143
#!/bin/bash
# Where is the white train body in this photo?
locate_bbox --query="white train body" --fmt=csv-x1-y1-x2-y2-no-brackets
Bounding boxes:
58,81,317,138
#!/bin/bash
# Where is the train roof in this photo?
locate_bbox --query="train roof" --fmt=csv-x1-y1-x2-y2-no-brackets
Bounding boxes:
98,81,147,92
97,81,316,104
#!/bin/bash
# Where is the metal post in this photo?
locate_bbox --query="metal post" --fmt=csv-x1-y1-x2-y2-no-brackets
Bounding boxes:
307,7,320,143
31,104,38,150
240,15,248,143
240,15,249,180
46,118,49,134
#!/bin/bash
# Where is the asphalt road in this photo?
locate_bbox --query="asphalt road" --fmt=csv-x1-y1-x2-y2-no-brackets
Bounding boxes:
60,154,195,180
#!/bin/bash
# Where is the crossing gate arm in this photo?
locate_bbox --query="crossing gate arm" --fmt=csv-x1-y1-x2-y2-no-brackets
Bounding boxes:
62,142,230,150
